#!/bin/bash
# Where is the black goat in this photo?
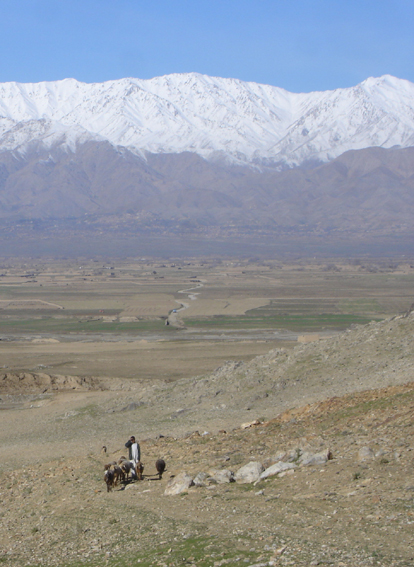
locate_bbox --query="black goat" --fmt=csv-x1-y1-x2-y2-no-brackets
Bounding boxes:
155,459,166,479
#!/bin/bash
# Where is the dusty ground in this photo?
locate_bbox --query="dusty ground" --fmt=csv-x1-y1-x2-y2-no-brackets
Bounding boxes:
0,311,413,566
0,382,412,567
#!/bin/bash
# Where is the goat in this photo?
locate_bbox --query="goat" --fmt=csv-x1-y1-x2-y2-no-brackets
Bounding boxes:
113,465,125,485
104,469,115,492
121,460,133,480
155,459,166,479
136,461,144,481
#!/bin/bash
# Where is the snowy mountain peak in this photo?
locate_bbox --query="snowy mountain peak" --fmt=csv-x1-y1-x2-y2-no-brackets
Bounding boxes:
0,73,414,166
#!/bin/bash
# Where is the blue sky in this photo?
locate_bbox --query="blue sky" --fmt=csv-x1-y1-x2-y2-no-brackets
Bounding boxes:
1,0,413,92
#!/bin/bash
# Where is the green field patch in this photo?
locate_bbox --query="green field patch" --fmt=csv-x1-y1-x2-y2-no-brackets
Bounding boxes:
0,285,25,295
337,298,383,314
183,313,381,331
250,299,340,316
0,317,170,334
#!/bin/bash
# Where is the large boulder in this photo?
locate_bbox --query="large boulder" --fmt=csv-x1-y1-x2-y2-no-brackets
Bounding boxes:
164,472,194,496
208,469,235,484
259,461,296,480
234,462,264,484
193,472,210,487
299,448,332,467
240,419,260,429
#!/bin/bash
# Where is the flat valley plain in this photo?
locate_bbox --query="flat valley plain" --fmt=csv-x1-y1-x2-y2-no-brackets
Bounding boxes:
1,257,413,382
1,256,414,567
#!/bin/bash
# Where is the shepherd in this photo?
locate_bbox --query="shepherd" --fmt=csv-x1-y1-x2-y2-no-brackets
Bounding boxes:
125,435,141,465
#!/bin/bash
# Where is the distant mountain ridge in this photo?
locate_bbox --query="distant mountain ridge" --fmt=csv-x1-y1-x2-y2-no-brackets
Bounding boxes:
1,143,414,239
1,73,414,167
1,73,414,255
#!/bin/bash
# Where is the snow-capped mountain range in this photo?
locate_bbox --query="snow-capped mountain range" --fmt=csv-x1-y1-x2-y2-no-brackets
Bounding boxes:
1,73,414,167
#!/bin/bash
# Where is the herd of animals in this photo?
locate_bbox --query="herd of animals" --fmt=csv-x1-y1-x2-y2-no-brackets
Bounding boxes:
103,457,166,492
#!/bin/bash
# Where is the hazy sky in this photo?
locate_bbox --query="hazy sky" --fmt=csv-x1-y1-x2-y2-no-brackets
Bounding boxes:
1,0,413,92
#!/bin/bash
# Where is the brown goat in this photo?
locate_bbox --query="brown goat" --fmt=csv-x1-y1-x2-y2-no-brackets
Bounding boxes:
104,469,115,492
136,461,144,481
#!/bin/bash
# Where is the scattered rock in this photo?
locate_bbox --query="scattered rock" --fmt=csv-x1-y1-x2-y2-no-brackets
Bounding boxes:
358,446,375,461
193,472,210,487
299,448,332,466
164,472,194,495
285,448,301,462
240,419,260,429
120,401,143,412
234,461,264,484
259,461,296,480
0,372,102,393
278,469,295,478
208,469,235,484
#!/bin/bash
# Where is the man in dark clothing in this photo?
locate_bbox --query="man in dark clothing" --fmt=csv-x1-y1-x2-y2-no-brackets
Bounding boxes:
125,435,140,464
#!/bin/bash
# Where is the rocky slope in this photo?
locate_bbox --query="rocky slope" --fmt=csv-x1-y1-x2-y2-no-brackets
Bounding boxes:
134,311,414,432
0,372,102,395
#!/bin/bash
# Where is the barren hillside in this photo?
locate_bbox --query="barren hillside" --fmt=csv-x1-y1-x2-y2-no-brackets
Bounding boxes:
0,313,413,566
